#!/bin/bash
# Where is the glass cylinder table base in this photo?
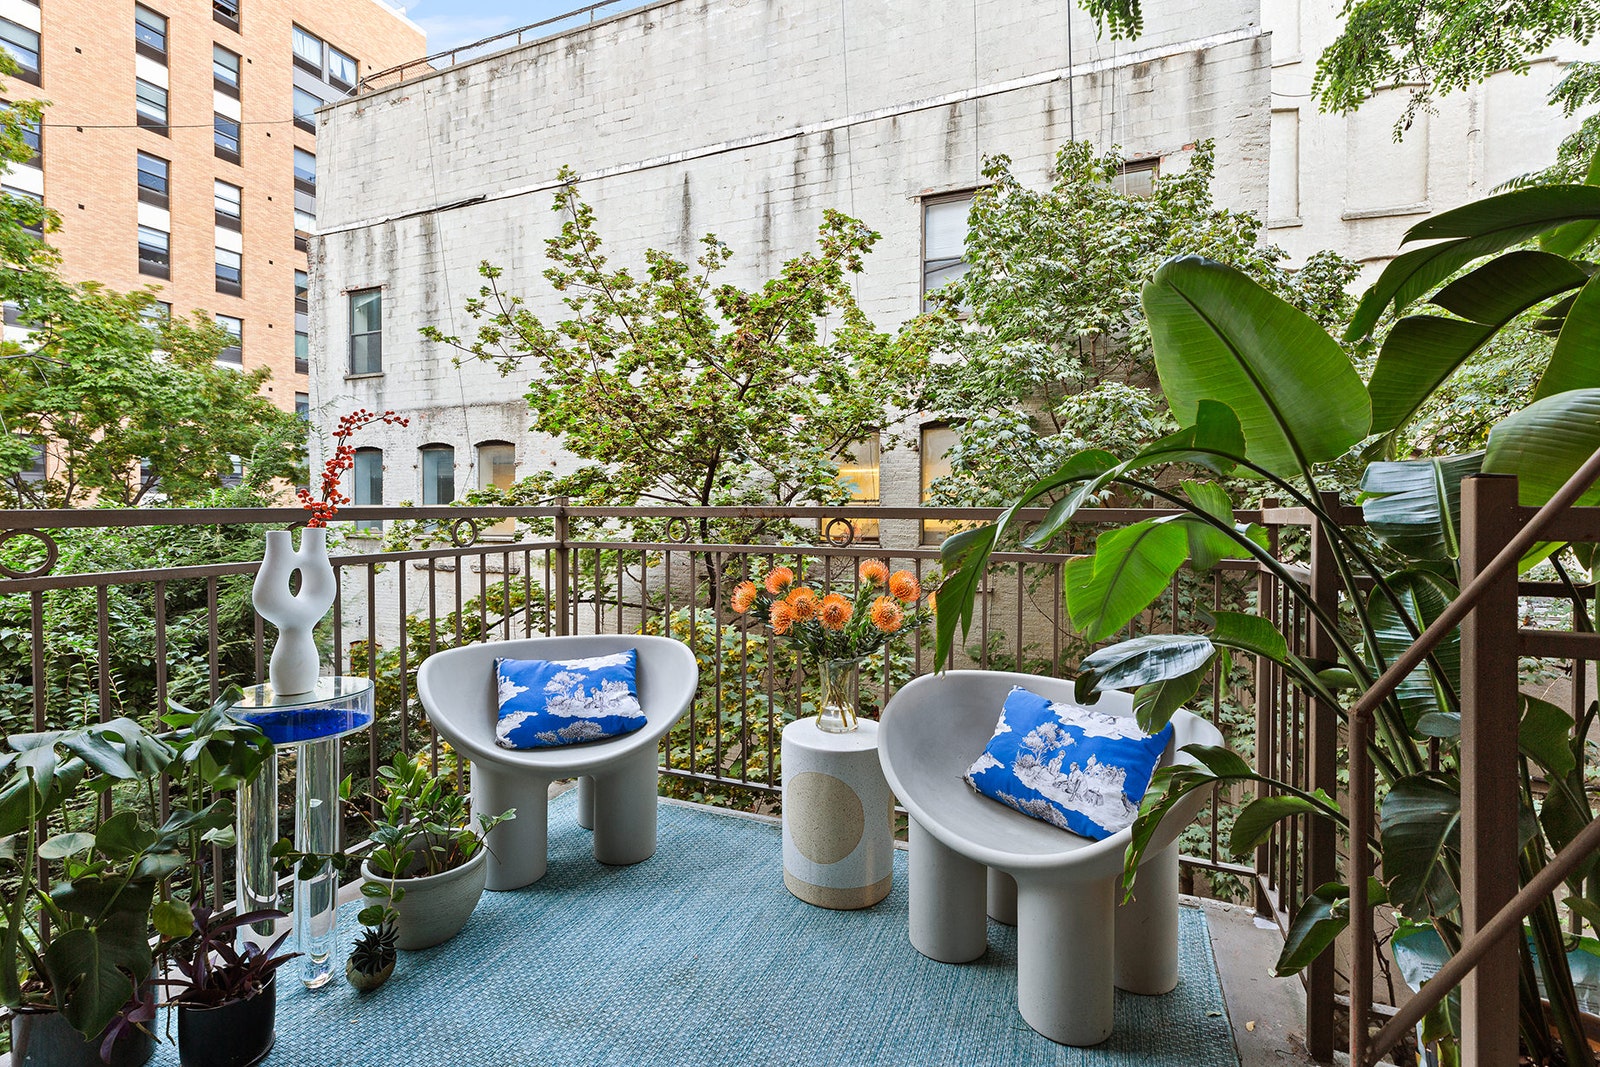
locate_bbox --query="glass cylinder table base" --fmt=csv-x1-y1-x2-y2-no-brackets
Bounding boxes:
229,677,375,990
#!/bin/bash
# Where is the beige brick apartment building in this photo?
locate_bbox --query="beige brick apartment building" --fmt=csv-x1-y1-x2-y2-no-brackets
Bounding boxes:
0,0,424,420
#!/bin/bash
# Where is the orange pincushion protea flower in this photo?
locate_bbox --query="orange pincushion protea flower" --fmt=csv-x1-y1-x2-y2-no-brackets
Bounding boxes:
887,570,920,603
730,580,760,614
858,560,890,586
869,596,904,633
765,566,796,595
819,593,853,630
787,587,820,621
769,599,797,636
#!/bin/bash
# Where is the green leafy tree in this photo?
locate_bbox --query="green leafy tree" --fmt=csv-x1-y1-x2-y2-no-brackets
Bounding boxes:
422,169,931,541
920,141,1359,506
0,86,303,508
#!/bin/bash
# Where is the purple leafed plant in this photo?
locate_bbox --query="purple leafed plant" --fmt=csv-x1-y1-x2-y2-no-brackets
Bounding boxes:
164,907,300,1008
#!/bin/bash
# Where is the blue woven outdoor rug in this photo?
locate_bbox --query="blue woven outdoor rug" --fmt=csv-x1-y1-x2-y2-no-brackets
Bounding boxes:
153,794,1238,1066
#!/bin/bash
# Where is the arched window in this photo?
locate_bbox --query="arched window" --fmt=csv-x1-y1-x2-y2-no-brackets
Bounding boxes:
476,441,516,537
353,447,383,531
420,444,455,506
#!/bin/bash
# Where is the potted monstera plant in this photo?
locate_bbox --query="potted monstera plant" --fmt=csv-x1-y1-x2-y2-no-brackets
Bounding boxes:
1,693,270,1067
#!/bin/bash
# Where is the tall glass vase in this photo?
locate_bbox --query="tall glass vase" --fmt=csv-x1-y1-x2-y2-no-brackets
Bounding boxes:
815,657,863,734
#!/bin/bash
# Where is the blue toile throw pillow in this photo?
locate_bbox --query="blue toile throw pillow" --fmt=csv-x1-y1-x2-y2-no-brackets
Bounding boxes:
494,649,647,749
964,685,1174,840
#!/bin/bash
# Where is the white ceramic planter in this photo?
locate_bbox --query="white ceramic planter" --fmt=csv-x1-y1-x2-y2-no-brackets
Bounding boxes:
361,842,489,951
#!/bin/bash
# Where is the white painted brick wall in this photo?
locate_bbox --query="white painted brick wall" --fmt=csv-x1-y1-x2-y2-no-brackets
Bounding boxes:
309,0,1269,515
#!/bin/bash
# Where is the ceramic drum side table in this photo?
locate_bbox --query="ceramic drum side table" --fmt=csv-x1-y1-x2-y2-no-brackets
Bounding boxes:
229,676,375,989
781,716,894,909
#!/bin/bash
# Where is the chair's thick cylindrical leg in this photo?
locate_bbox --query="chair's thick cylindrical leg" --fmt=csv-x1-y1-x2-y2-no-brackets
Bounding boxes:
1115,842,1179,994
1016,875,1115,1046
908,817,987,963
988,867,1018,926
591,750,658,866
576,775,595,830
473,763,549,890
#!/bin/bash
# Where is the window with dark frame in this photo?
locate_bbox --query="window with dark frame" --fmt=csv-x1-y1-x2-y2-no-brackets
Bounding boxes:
921,193,974,312
6,185,42,238
348,288,381,375
293,148,315,192
821,436,881,542
327,46,357,89
213,114,241,163
213,0,239,31
292,25,323,75
1116,157,1160,198
292,87,319,131
213,179,241,229
919,422,961,545
137,225,169,278
17,436,45,482
134,5,166,61
476,442,517,535
213,45,240,97
140,301,170,328
294,270,308,312
420,445,455,506
294,330,309,374
19,115,40,165
136,80,169,134
136,152,168,208
295,393,310,419
0,19,40,84
215,314,242,364
352,448,382,530
215,247,242,296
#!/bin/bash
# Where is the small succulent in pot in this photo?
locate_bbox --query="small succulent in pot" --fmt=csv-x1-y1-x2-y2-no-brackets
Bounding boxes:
345,919,398,993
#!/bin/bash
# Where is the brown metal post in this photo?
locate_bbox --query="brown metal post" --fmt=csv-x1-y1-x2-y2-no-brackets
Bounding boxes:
1458,475,1522,1067
553,497,571,636
1254,499,1280,918
1303,492,1341,1062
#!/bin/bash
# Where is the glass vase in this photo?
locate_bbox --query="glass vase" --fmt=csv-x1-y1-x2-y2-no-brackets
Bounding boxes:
815,656,863,734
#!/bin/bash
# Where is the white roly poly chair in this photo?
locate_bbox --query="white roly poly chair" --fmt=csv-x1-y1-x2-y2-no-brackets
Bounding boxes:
877,669,1223,1046
415,634,698,890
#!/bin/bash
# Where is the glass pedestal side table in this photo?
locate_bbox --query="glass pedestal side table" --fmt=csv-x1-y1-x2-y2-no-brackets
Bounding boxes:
228,676,375,990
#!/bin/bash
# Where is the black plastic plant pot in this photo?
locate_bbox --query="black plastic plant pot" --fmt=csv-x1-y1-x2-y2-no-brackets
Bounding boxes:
176,975,277,1067
9,1008,155,1067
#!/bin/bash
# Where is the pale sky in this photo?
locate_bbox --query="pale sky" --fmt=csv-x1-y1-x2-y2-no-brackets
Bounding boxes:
396,0,651,53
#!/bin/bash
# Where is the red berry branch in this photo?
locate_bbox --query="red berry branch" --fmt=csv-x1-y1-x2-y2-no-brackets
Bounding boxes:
297,408,410,527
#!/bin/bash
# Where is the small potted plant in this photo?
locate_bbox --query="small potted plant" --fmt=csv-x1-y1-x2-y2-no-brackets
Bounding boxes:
164,907,298,1067
355,753,514,951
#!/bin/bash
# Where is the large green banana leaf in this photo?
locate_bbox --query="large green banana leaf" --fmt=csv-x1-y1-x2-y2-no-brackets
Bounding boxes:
1358,452,1483,561
1367,251,1587,434
1483,387,1600,506
1348,186,1600,339
1367,569,1460,734
1142,256,1370,479
1536,272,1600,400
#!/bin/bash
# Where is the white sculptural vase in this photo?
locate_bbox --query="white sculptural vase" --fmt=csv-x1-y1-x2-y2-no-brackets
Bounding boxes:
252,528,338,697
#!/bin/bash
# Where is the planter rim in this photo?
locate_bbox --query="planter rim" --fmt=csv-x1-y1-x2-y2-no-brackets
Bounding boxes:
360,836,487,891
174,972,277,1014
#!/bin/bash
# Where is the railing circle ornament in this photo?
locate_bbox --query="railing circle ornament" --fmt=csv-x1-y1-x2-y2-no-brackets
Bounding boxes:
0,528,60,579
449,517,482,548
664,517,693,544
823,518,858,547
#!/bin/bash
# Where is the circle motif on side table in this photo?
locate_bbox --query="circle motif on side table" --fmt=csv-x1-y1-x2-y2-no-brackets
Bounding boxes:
781,716,894,910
